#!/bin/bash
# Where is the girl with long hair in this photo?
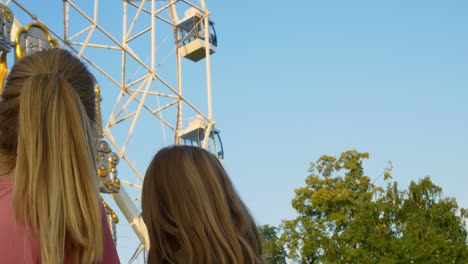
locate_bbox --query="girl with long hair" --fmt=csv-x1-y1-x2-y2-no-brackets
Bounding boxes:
142,145,262,264
0,48,120,263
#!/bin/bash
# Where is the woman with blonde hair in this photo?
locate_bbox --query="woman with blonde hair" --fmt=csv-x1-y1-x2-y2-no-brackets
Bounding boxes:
142,145,262,264
0,49,119,263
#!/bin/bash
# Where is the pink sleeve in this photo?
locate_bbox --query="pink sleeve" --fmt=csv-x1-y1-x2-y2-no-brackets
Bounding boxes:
100,205,121,264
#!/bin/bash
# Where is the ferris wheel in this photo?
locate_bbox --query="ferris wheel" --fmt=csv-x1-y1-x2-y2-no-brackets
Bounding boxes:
0,0,223,262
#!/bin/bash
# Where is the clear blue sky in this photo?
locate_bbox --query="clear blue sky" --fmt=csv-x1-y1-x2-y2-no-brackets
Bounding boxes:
208,0,468,228
7,0,468,262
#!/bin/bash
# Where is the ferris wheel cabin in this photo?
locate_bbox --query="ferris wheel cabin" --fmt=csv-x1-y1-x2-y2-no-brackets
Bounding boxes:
176,8,217,62
0,4,13,53
180,116,224,160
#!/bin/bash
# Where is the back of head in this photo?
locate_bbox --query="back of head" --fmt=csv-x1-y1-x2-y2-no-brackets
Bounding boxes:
0,48,96,155
0,49,103,264
142,145,262,264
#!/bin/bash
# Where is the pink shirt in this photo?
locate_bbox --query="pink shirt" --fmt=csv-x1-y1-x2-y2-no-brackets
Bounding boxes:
0,177,120,263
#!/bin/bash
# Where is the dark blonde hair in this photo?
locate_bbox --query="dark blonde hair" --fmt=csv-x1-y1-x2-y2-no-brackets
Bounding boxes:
0,49,103,264
142,145,262,264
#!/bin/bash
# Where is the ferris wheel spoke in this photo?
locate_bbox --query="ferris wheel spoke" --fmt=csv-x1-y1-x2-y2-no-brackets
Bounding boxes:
108,92,177,133
182,0,205,13
120,180,142,190
128,242,146,264
125,1,146,40
201,122,213,149
151,100,179,115
107,91,127,132
113,111,139,127
62,39,123,88
155,33,171,53
132,70,211,123
120,154,144,182
67,25,92,42
154,1,178,17
126,90,179,99
77,25,96,57
112,77,149,123
67,0,153,74
179,94,209,121
156,40,177,69
114,99,177,127
128,2,177,27
77,52,121,86
112,99,178,127
10,0,37,20
120,78,152,156
119,44,157,76
127,75,148,89
149,72,178,95
123,92,177,132
127,27,151,43
150,109,176,132
155,93,169,145
69,42,121,50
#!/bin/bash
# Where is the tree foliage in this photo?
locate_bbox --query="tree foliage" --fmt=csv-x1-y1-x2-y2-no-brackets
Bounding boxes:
259,225,287,264
280,150,468,263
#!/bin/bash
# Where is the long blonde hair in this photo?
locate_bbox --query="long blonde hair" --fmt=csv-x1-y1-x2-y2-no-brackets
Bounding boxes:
142,145,262,264
0,49,104,263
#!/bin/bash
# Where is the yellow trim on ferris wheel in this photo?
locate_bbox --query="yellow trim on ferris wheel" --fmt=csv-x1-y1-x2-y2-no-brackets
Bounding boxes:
2,7,13,23
0,51,8,94
15,22,59,59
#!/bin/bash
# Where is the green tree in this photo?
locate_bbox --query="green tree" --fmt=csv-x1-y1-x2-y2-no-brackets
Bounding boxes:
390,177,468,263
259,225,287,264
280,150,468,263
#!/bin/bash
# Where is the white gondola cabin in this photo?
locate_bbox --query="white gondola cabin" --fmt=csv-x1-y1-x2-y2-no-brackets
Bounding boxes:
15,23,58,60
176,8,217,62
180,116,224,160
